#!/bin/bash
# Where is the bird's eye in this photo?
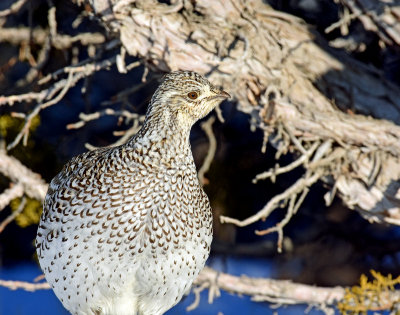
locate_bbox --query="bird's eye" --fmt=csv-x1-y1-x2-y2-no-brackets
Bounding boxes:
187,91,198,99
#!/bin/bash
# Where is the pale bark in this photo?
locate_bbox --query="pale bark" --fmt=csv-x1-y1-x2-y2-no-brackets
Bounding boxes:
0,150,48,202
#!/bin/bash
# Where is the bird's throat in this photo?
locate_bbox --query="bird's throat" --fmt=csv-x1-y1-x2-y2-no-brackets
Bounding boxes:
128,110,194,168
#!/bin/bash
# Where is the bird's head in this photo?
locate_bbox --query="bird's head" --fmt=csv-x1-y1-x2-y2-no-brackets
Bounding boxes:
147,71,230,129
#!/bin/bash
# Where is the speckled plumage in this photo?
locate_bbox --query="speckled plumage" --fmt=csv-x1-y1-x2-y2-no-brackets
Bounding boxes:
36,71,230,315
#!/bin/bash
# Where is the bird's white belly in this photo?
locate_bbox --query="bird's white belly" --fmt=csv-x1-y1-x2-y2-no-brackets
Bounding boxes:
96,235,211,315
40,194,212,315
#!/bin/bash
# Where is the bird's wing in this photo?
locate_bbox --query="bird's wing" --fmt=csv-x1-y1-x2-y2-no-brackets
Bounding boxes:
36,147,111,252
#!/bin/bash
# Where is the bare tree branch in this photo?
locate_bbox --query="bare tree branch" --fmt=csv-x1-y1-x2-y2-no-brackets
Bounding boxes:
3,56,117,150
0,279,50,292
0,197,26,233
0,27,105,49
0,0,29,18
0,150,48,201
337,0,400,47
198,116,217,186
0,183,24,212
192,267,400,315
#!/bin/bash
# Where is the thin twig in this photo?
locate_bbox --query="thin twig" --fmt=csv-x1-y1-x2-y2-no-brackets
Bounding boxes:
198,116,217,185
284,124,307,155
255,186,310,252
0,279,50,291
15,36,51,88
186,281,209,311
214,105,225,123
0,197,26,233
101,76,154,107
110,123,143,147
0,92,47,106
0,27,105,49
253,141,319,183
67,109,143,130
0,0,28,18
325,11,361,34
220,170,323,227
48,5,57,39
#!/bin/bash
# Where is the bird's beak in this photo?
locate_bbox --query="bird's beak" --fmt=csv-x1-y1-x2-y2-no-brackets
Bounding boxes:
218,90,231,99
212,90,231,100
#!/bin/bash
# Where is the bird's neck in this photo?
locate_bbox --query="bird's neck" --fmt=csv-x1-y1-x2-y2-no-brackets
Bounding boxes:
127,108,194,167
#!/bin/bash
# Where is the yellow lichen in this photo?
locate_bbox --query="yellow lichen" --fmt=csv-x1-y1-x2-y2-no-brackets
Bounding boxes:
0,115,15,138
0,114,40,139
10,197,43,228
338,270,400,315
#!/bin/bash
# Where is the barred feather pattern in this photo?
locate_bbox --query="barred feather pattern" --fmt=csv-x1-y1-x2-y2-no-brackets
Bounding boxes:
36,71,230,315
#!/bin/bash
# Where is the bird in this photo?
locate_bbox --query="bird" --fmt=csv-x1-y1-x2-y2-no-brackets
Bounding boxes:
36,70,230,315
